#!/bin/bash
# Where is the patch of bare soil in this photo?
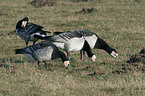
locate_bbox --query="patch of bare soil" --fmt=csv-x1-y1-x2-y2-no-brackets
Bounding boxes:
75,7,98,14
30,0,57,7
112,48,145,74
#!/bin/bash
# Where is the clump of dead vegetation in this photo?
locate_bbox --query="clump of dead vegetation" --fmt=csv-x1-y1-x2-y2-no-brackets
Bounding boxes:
112,48,145,74
30,0,57,7
75,7,98,14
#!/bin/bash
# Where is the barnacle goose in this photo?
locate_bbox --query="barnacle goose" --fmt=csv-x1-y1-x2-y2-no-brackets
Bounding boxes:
77,30,118,58
42,30,118,59
16,17,47,46
15,42,69,70
34,31,96,62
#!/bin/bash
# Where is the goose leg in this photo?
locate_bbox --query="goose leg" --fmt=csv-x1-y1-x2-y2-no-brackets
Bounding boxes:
80,50,83,60
37,61,40,69
82,41,96,62
80,50,86,60
44,61,48,71
83,50,86,60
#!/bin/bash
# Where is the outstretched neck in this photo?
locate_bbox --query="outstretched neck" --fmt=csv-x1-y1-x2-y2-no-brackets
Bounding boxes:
95,37,113,54
58,51,69,62
58,51,69,67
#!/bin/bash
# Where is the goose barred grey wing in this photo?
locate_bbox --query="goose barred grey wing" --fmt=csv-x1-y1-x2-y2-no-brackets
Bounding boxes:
22,42,57,54
25,23,46,35
76,30,97,36
16,28,29,43
49,31,83,42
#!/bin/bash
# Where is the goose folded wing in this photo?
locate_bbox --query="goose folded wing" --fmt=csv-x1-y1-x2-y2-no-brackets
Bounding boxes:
78,30,98,36
25,23,44,35
49,31,84,41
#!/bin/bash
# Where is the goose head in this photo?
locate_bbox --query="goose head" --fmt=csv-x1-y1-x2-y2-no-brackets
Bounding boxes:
64,60,70,68
16,17,29,30
21,17,29,27
110,48,118,58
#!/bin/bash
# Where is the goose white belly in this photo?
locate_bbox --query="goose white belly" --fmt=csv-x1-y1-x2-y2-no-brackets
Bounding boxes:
65,37,85,52
84,35,98,49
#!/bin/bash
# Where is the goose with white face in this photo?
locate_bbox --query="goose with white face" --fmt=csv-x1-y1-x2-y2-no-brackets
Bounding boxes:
91,55,96,62
110,51,118,58
22,21,27,27
64,61,70,68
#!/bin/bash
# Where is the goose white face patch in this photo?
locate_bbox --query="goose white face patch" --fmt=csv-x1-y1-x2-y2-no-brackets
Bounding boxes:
91,55,96,62
64,61,70,67
22,21,27,27
111,51,118,58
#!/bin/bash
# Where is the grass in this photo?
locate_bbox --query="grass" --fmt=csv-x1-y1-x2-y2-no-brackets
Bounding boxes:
0,0,145,95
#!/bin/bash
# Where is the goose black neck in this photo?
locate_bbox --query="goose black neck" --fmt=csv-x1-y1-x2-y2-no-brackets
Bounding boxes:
58,51,69,62
51,48,69,62
16,20,22,29
95,37,113,54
